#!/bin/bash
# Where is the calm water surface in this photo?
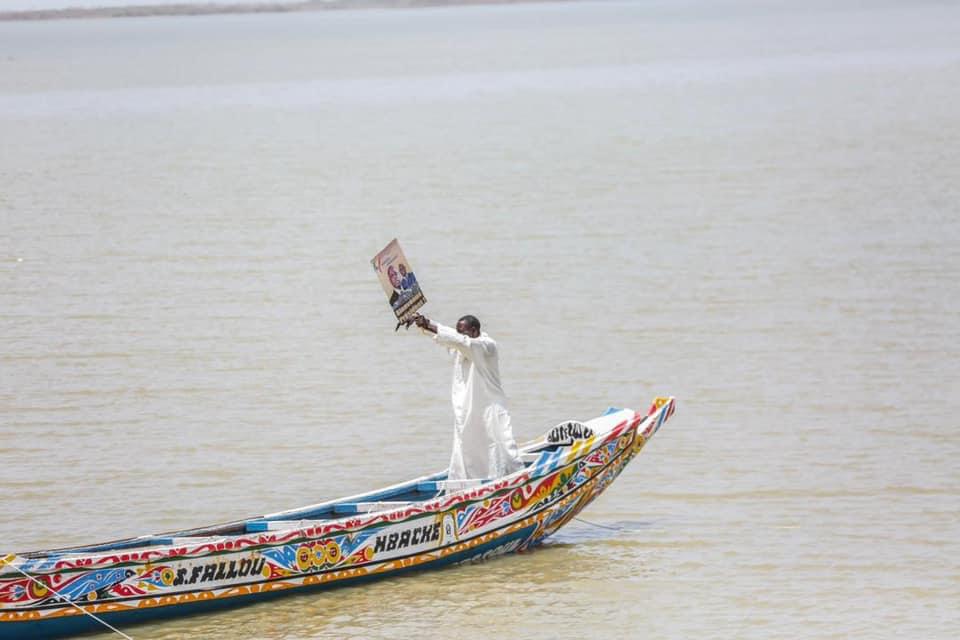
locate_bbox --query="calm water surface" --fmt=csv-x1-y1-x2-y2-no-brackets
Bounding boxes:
1,1,958,638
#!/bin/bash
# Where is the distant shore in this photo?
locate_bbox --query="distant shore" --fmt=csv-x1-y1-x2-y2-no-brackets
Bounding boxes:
0,0,574,22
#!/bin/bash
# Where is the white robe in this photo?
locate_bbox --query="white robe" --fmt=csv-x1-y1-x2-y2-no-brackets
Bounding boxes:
431,323,524,481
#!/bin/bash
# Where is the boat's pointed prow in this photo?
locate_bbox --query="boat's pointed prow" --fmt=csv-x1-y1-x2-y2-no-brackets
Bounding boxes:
640,396,676,440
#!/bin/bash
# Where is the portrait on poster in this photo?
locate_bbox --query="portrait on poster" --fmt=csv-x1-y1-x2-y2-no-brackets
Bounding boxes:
371,239,426,322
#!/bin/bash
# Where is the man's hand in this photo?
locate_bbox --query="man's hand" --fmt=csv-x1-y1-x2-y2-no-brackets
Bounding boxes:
412,314,437,333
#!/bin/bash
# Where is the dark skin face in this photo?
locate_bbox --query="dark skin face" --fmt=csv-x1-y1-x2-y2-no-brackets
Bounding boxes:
456,319,480,339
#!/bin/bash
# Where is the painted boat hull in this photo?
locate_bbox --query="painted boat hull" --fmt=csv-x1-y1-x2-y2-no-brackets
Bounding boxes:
0,398,676,639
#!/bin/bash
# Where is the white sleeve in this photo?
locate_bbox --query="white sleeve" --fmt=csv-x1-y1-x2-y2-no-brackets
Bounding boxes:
433,324,496,359
433,324,469,352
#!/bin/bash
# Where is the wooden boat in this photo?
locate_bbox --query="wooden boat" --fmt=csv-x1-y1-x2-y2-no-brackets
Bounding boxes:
0,397,676,639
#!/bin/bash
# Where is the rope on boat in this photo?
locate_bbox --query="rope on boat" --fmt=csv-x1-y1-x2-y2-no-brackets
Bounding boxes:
0,553,134,640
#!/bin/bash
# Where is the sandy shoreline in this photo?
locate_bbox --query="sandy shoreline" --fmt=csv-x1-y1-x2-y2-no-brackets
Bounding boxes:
0,0,574,22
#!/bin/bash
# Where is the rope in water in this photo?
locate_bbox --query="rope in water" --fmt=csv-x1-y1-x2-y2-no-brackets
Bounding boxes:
573,517,632,532
0,553,134,640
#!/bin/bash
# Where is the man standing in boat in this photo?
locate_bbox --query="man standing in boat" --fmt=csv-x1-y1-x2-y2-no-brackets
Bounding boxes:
413,313,524,481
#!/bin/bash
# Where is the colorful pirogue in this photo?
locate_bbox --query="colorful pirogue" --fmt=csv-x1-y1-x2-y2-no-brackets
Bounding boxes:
0,397,676,639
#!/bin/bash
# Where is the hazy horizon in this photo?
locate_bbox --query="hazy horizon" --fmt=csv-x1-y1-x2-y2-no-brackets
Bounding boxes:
4,0,320,11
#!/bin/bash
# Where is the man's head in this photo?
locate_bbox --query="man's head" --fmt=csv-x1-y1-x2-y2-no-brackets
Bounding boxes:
387,266,401,289
398,263,408,277
456,315,481,338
